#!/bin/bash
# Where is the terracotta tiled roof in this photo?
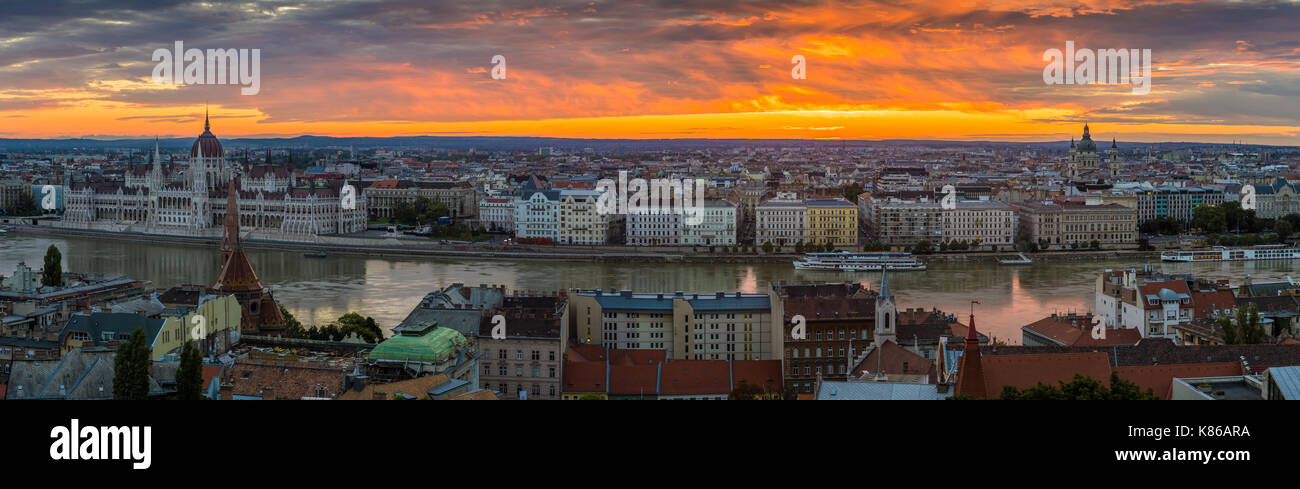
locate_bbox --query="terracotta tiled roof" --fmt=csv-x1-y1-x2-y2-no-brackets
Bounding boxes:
562,360,606,393
1113,362,1242,400
660,360,729,396
731,360,783,394
981,352,1113,395
336,374,451,400
1022,314,1143,347
852,340,937,382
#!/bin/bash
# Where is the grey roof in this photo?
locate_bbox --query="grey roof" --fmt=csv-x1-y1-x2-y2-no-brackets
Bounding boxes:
1269,366,1300,400
58,312,166,347
6,348,166,400
814,381,947,400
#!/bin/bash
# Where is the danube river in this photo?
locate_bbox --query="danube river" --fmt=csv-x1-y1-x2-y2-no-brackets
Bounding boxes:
3,233,1297,344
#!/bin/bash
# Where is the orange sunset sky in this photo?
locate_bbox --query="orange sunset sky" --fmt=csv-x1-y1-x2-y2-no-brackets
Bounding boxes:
1,0,1298,144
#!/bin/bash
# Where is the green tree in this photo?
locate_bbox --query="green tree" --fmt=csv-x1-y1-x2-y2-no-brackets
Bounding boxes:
1219,302,1265,344
175,340,204,400
794,240,804,254
911,239,934,255
112,328,153,400
41,244,63,288
1089,239,1101,250
842,183,863,203
1192,204,1227,234
762,241,774,253
999,373,1159,400
1274,219,1293,242
336,312,382,343
282,305,306,338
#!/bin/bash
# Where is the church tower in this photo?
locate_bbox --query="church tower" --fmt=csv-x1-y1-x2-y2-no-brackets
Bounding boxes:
1108,138,1119,179
954,306,986,398
873,263,897,347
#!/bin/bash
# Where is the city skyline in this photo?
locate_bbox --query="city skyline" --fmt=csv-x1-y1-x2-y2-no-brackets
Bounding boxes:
1,1,1298,143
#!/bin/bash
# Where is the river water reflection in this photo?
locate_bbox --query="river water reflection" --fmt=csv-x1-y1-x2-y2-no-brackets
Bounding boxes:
3,233,1296,344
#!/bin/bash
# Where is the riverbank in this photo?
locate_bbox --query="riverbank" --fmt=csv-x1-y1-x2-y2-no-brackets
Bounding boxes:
13,224,1163,264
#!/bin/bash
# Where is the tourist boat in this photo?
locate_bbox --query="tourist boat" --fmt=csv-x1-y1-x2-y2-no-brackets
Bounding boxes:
793,251,927,271
1160,245,1300,262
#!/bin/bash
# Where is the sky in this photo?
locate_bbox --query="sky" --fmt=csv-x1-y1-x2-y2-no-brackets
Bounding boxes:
1,0,1298,144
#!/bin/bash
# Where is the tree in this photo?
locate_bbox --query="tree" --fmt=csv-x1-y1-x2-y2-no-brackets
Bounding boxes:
282,305,307,338
337,312,382,343
1219,302,1265,345
175,340,204,400
762,241,774,253
911,239,934,255
1089,239,1101,250
794,240,804,254
112,328,153,400
1275,219,1293,242
842,183,863,203
999,373,1159,400
41,244,63,288
1192,203,1227,234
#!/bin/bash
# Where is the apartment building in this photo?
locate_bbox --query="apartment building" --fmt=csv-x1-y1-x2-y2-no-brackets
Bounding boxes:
1095,270,1236,340
755,193,806,247
478,292,569,400
515,185,621,244
568,289,776,361
626,210,681,246
941,200,1015,250
478,196,515,232
365,180,479,219
1015,198,1137,249
769,282,877,393
872,200,943,248
1116,183,1226,223
680,200,737,246
806,198,858,247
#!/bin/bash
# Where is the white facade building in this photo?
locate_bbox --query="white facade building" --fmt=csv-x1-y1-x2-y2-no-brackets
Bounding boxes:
681,200,737,246
755,193,806,247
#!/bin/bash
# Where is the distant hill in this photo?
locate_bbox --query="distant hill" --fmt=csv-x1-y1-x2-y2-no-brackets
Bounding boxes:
0,135,1294,153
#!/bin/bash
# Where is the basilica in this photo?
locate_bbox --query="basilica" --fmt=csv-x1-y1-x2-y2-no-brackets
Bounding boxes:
1066,124,1120,183
62,115,368,238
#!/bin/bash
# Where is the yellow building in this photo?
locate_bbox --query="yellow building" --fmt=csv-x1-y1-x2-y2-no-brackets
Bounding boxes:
805,198,859,247
151,294,242,361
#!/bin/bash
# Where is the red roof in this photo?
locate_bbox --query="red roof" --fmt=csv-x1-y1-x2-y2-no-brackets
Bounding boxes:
609,364,661,396
731,360,783,394
1190,290,1236,319
980,352,1113,395
660,360,730,396
1113,362,1242,400
562,361,606,393
1022,314,1143,347
852,340,937,382
1137,280,1192,310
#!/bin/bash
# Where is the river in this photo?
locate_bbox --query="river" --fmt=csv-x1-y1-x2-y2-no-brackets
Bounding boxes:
2,232,1296,344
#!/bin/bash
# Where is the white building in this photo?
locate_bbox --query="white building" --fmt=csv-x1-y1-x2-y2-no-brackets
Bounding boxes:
626,210,681,246
479,196,515,233
755,193,806,247
63,116,367,237
681,200,737,246
941,200,1016,250
513,181,620,244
